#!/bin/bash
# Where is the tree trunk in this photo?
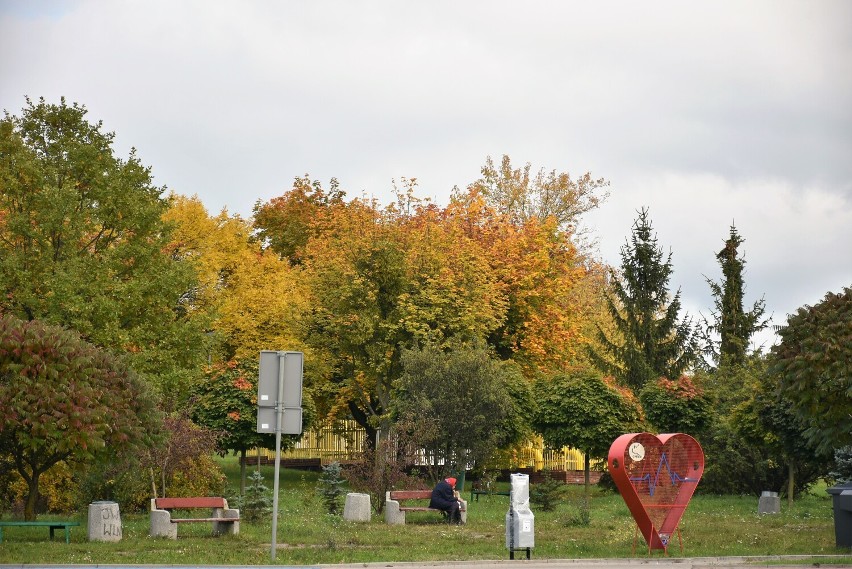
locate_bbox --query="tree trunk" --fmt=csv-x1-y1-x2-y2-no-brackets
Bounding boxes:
583,450,591,501
24,471,41,521
240,448,247,495
787,462,795,506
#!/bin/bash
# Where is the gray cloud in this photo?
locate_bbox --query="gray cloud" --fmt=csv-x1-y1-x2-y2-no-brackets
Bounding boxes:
2,0,850,348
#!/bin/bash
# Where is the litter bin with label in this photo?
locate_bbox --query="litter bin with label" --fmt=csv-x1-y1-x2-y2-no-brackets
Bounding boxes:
506,473,534,559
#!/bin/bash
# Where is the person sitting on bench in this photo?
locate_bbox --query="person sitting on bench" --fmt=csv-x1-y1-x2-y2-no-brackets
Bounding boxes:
430,477,462,523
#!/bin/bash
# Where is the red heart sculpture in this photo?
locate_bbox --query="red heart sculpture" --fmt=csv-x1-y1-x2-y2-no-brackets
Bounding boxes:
608,433,704,551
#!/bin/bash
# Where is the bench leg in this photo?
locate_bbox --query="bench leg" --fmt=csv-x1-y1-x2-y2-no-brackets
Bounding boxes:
0,526,3,543
65,526,71,544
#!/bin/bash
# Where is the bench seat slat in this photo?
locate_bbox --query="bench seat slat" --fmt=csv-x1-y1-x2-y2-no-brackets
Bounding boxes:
390,490,432,498
155,497,227,509
171,518,239,523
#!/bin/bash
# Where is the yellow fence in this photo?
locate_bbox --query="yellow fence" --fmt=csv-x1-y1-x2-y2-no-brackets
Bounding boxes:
260,421,586,471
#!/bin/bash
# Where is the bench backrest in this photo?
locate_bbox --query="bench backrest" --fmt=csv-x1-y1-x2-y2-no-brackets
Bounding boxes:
154,497,227,510
389,490,432,501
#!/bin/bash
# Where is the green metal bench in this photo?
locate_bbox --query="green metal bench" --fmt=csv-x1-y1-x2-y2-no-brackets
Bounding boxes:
470,489,510,501
0,520,80,543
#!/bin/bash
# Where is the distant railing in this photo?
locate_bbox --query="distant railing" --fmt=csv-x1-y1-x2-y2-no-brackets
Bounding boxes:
259,420,587,471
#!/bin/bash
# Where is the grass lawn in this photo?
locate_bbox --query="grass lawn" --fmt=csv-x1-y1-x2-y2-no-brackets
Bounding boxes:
0,455,847,565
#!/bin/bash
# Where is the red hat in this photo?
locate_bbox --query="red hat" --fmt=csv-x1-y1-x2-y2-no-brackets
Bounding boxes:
446,477,457,487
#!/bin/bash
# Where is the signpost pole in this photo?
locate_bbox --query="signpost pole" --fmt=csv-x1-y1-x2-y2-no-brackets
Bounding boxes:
270,353,285,561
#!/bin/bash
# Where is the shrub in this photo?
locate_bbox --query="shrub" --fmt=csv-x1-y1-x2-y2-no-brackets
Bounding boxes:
344,424,426,514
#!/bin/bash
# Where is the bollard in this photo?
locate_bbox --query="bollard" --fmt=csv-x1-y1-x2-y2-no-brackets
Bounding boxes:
343,492,371,522
88,501,122,542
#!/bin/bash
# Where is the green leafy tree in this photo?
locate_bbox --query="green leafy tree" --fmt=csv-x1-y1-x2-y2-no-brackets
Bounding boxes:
189,359,315,493
393,343,531,489
590,208,696,391
771,287,852,455
732,371,829,502
638,375,713,439
0,97,207,403
702,225,768,367
698,355,828,497
533,369,643,499
0,314,160,519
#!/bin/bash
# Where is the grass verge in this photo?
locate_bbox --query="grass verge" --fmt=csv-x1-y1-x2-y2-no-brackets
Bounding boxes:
0,456,846,565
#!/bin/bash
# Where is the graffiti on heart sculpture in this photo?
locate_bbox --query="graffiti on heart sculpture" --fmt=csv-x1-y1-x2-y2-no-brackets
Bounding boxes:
607,433,704,552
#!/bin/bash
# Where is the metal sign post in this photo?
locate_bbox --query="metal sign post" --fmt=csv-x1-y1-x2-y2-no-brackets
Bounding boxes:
256,351,303,562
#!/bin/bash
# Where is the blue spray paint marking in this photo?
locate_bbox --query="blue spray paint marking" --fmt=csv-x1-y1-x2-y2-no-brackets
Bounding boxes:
630,452,698,496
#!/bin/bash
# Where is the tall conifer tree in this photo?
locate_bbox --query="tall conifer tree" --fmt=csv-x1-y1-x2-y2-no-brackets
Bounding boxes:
703,225,768,367
591,208,696,391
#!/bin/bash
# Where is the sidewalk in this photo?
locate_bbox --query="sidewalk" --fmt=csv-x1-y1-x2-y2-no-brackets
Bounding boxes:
319,556,852,569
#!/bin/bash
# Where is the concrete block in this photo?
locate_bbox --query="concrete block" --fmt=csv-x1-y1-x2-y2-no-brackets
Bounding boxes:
88,501,122,542
758,491,780,514
343,493,371,522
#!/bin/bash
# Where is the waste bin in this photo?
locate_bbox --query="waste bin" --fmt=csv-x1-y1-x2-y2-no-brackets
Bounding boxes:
505,473,534,559
828,482,852,548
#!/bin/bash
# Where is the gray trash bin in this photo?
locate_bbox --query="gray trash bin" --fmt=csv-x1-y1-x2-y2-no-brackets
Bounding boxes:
88,501,122,542
828,482,852,548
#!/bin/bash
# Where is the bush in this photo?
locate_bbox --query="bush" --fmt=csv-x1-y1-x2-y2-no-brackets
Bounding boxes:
344,424,427,514
830,446,852,483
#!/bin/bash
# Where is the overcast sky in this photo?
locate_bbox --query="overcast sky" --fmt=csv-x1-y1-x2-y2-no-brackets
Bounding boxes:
2,0,850,350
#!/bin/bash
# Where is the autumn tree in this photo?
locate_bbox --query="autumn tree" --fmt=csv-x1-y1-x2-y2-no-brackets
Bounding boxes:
771,287,852,455
298,192,505,442
702,225,768,367
0,98,206,401
471,154,609,231
0,314,160,519
533,369,643,498
164,195,311,363
446,187,596,372
253,175,345,265
590,208,697,391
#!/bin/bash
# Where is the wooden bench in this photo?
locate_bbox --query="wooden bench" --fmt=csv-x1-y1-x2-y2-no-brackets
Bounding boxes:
384,490,467,525
0,520,80,544
149,497,239,539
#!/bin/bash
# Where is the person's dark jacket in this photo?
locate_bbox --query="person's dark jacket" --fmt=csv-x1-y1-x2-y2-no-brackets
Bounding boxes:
430,479,458,511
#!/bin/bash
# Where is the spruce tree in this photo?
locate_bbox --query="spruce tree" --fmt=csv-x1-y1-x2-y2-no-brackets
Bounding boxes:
702,225,768,367
591,208,696,391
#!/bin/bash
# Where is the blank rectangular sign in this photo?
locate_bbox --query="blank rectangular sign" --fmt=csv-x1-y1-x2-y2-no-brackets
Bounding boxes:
256,407,303,435
257,351,303,408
